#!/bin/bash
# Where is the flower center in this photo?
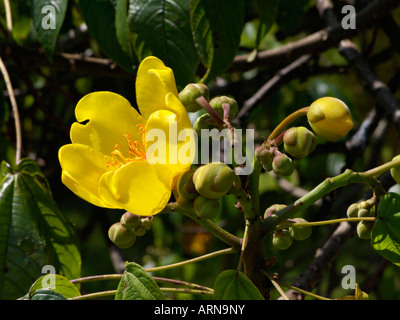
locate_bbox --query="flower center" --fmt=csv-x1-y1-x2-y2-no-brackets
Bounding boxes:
107,124,146,169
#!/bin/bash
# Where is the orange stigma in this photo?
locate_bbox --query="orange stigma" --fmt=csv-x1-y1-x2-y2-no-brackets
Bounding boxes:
107,124,146,169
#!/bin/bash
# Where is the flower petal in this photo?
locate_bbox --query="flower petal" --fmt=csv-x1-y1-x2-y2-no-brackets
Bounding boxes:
59,144,114,208
136,56,179,120
98,161,173,216
70,91,144,156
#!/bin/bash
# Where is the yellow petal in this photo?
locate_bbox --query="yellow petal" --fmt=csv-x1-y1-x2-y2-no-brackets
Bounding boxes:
136,56,179,120
145,102,195,176
70,91,145,156
98,161,173,216
59,144,114,208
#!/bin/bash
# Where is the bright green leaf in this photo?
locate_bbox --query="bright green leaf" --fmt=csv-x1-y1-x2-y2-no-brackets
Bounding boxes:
115,262,165,300
30,289,67,300
128,0,199,88
115,0,133,58
0,159,81,300
190,0,244,82
213,270,264,300
29,274,80,299
371,192,400,267
32,0,68,60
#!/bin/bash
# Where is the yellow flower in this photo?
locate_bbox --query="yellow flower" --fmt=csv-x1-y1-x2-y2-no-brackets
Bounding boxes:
307,97,353,141
58,56,195,216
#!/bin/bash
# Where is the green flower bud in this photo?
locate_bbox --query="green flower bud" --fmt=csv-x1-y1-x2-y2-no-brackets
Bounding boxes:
177,195,195,211
264,204,287,219
272,153,294,176
209,96,239,119
307,97,353,141
272,229,293,250
193,162,235,199
140,217,153,230
178,83,210,112
108,222,136,248
193,113,217,136
283,126,317,158
255,145,274,171
357,221,373,240
134,226,147,237
357,208,370,218
390,155,400,184
120,211,141,229
289,218,312,241
194,195,221,219
176,170,198,199
346,203,359,218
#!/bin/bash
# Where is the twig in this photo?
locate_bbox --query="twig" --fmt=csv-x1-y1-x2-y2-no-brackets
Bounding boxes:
0,55,21,162
3,0,12,32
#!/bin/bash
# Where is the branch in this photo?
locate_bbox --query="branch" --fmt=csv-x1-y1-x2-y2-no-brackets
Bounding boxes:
229,0,400,73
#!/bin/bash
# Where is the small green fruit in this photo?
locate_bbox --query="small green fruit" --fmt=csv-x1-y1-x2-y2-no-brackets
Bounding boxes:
346,203,359,218
272,153,294,176
108,222,137,248
194,195,221,219
289,218,312,241
134,226,147,237
176,170,198,199
120,211,141,229
255,146,274,171
283,126,317,158
357,221,373,240
193,162,235,199
177,195,195,211
193,113,218,136
390,155,400,184
209,96,239,119
264,204,287,219
178,83,210,112
272,230,293,250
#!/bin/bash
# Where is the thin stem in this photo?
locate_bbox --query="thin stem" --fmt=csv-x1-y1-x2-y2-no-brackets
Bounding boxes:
237,220,250,272
69,290,117,300
160,287,214,295
267,107,309,141
152,277,213,292
277,217,376,229
145,247,238,273
261,270,290,300
70,274,123,285
0,55,22,163
363,158,400,178
3,0,12,32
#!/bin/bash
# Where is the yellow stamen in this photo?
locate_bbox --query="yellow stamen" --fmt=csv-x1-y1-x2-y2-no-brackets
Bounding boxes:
106,124,146,169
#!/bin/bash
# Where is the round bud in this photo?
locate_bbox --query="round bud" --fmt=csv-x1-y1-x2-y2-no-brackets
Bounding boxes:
289,218,312,241
120,211,141,229
193,113,217,136
108,222,136,249
176,170,198,199
272,230,293,250
177,195,195,211
194,195,221,219
272,153,294,177
255,145,274,171
193,162,235,199
346,203,359,218
264,204,287,219
357,208,370,218
357,221,373,240
390,155,400,184
178,83,210,112
140,217,153,230
307,97,353,141
134,226,147,237
209,96,239,119
283,126,317,158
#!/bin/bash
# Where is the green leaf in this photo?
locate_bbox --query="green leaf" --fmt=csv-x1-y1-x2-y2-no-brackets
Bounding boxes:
190,0,244,82
115,0,133,58
213,270,264,300
115,262,165,300
371,192,400,267
78,0,136,72
128,0,199,88
30,289,67,300
32,0,68,60
0,159,81,299
29,274,80,299
255,0,279,49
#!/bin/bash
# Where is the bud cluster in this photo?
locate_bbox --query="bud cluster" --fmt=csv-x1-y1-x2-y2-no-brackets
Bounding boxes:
346,200,375,240
264,204,312,250
108,211,153,248
175,162,235,220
